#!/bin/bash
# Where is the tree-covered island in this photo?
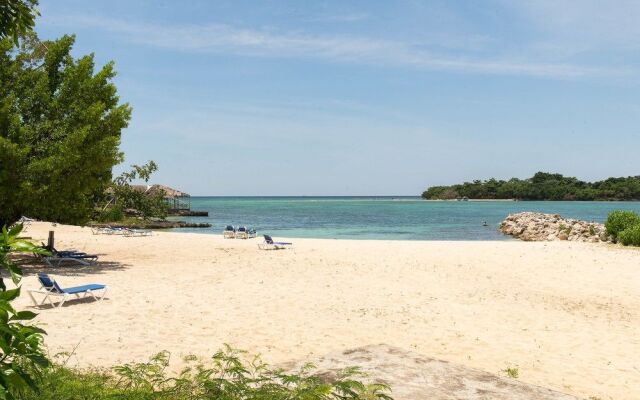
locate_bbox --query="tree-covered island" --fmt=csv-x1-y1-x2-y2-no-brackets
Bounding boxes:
422,172,640,201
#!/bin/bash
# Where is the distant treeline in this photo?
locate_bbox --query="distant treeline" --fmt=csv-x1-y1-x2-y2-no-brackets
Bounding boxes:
421,172,640,201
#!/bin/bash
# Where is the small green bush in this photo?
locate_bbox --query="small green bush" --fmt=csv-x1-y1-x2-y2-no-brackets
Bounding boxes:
22,347,393,400
618,223,640,246
605,210,640,240
502,366,519,379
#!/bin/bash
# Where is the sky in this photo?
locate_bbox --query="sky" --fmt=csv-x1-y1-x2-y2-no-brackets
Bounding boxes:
36,0,640,196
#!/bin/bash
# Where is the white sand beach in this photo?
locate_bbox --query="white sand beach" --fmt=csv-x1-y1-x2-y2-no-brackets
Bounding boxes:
14,222,640,400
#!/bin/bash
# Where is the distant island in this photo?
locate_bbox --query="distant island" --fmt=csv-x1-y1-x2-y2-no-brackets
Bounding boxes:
422,172,640,201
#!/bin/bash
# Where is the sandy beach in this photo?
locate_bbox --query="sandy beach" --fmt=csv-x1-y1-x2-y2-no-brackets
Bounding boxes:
13,222,640,400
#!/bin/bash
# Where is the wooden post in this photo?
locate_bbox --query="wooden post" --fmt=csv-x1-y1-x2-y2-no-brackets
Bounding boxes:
47,231,54,251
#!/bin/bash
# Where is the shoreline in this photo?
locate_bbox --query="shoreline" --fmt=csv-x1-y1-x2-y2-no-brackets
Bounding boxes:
13,221,640,400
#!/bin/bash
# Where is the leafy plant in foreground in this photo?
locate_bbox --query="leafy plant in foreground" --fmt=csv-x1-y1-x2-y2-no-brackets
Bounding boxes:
0,224,49,399
24,346,393,399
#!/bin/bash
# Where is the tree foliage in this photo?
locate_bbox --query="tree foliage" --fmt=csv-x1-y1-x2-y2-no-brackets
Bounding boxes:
0,0,39,44
104,161,168,221
0,33,131,227
0,224,49,399
422,172,640,201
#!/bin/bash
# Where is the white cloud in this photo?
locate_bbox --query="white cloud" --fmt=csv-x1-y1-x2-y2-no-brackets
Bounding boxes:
41,13,631,79
507,0,640,52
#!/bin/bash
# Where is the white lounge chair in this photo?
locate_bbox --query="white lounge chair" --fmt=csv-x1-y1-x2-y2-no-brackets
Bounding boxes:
223,225,236,239
258,235,293,250
236,226,248,239
123,228,153,237
28,273,108,308
39,246,98,267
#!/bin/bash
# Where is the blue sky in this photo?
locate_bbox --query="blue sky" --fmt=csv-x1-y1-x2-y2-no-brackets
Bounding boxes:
36,0,640,195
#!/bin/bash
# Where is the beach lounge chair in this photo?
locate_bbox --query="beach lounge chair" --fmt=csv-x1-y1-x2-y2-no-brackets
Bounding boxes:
236,226,248,239
247,228,257,238
223,225,236,239
9,216,35,231
28,273,107,308
258,235,293,250
39,245,98,267
123,228,153,237
91,226,120,235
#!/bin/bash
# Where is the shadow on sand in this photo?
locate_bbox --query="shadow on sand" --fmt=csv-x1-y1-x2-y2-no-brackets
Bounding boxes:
13,255,129,277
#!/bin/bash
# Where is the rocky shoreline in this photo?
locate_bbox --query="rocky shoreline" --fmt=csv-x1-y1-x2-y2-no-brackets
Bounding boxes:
91,220,211,229
500,212,612,243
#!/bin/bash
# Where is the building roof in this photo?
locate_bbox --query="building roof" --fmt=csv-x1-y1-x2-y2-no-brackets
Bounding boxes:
129,184,190,198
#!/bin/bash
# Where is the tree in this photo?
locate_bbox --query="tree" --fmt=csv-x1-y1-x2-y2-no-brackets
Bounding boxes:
0,33,131,227
0,224,50,399
0,0,39,44
421,172,640,201
106,161,168,221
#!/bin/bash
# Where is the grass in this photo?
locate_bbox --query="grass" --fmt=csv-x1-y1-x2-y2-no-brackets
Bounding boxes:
17,347,393,400
502,366,519,379
558,224,572,235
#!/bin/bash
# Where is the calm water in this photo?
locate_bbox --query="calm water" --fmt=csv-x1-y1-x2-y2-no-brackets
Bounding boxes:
172,197,640,240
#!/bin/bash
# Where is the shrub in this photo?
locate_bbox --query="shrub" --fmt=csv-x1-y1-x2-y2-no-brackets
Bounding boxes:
22,346,393,400
605,210,640,240
618,223,640,246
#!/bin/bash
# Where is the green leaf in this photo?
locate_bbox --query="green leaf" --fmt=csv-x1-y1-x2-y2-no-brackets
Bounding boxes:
9,311,36,321
0,288,20,302
6,224,22,238
6,265,21,286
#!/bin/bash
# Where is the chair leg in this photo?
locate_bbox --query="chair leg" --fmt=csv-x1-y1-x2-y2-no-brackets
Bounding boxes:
27,291,38,306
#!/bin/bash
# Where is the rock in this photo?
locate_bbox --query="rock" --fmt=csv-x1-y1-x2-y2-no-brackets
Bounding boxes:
500,212,611,243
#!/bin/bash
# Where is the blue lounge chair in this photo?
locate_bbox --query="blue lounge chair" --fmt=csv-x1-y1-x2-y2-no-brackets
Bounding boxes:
258,235,293,250
40,245,98,267
27,273,108,308
236,226,248,239
223,225,236,239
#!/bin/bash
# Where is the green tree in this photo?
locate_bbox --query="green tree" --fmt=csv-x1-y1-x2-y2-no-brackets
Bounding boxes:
421,172,640,201
0,0,39,44
0,224,50,399
0,33,131,227
105,161,168,221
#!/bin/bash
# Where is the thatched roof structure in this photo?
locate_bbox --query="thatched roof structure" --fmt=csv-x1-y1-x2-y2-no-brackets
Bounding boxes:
130,184,190,199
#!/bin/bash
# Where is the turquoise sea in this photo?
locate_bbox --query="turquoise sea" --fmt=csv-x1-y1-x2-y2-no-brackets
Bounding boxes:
173,197,640,240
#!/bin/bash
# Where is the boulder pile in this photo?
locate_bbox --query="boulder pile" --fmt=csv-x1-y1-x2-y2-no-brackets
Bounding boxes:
500,212,612,242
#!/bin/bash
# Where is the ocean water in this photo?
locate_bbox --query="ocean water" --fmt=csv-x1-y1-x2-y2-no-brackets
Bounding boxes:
172,197,640,240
